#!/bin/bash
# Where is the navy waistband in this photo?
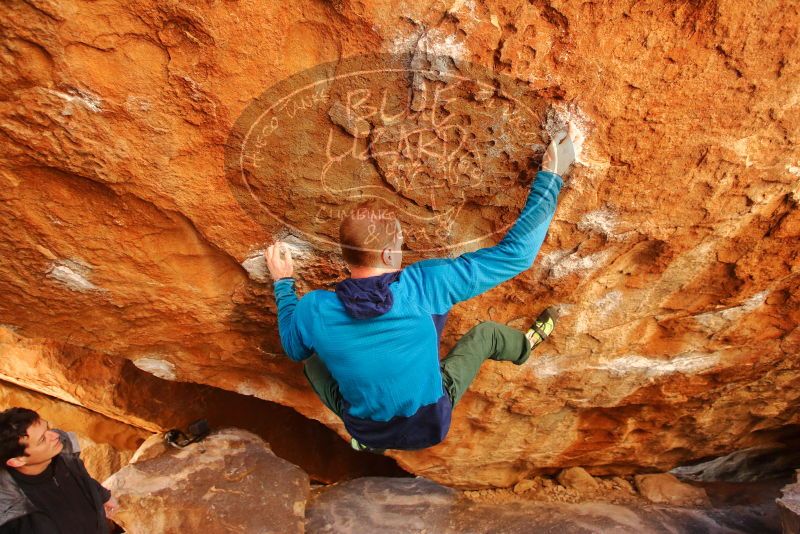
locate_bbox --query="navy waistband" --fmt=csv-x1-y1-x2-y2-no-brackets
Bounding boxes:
342,394,453,450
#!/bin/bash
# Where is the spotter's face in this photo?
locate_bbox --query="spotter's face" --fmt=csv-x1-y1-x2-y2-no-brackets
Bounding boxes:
7,419,62,469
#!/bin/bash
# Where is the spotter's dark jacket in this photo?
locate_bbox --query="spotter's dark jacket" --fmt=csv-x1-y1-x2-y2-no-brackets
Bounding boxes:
0,430,111,534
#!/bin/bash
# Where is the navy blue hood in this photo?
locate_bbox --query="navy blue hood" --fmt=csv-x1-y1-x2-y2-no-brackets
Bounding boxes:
335,270,402,319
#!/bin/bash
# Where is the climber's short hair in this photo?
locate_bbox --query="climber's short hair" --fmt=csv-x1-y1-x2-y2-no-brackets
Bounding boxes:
339,200,401,267
0,407,40,463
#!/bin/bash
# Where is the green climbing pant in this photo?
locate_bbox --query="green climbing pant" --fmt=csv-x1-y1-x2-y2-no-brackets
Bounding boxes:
303,355,346,419
440,321,532,405
303,321,532,416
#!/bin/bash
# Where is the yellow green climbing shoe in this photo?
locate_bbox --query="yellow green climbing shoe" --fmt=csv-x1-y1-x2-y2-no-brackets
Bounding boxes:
525,307,556,349
350,437,386,454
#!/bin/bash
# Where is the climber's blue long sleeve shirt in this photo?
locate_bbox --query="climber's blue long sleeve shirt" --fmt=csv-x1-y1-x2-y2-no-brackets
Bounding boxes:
273,171,563,449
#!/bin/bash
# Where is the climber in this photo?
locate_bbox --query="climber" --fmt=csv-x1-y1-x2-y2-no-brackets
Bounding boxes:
0,407,118,534
265,122,583,452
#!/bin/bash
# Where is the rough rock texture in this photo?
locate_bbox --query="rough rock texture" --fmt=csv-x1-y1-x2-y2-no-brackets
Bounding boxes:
490,474,642,505
778,471,800,534
557,466,599,492
0,0,799,488
77,438,135,483
105,429,309,534
634,473,710,506
307,477,778,533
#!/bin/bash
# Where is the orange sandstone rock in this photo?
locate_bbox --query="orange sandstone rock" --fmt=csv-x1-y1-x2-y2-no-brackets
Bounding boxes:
0,0,798,488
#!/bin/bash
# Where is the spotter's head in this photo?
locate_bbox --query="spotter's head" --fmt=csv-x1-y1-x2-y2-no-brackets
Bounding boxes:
0,408,63,470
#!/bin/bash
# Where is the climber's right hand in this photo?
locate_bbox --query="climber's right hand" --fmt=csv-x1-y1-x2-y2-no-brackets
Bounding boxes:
542,120,583,178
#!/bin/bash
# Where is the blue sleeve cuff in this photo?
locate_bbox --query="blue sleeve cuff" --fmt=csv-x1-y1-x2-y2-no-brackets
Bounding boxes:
536,170,564,188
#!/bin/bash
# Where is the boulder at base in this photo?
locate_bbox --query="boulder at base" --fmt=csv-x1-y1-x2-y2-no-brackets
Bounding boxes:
557,467,600,493
306,477,773,533
778,470,800,534
634,473,711,506
672,444,800,483
105,429,309,534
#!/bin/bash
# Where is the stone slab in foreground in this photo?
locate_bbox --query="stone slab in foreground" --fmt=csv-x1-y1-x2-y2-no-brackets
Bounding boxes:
105,429,309,534
306,477,778,534
778,470,800,534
